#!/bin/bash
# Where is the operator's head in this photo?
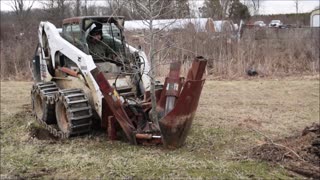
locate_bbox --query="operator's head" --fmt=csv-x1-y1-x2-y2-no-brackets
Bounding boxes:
90,27,102,41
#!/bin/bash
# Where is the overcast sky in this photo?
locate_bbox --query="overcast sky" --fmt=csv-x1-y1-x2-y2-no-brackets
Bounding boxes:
245,0,319,14
0,0,319,15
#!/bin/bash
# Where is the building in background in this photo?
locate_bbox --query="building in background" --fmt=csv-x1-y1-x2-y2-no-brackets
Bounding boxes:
124,18,235,33
310,9,320,27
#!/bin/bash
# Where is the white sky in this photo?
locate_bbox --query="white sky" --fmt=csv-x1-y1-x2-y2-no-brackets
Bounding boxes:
189,0,320,15
1,0,319,15
250,0,319,14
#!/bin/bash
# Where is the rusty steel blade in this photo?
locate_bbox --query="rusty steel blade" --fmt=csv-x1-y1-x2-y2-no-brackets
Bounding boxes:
159,57,207,149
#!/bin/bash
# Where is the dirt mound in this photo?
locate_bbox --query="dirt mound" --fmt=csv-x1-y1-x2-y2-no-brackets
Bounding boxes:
28,125,58,141
249,123,320,179
12,108,58,142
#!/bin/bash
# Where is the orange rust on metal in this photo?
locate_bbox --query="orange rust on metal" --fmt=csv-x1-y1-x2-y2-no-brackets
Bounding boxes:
88,57,206,147
141,139,162,145
91,68,136,144
159,80,205,148
108,116,117,140
159,57,207,149
187,56,207,80
59,67,78,77
135,133,152,140
62,17,82,25
168,62,181,79
144,89,162,103
140,102,151,110
62,16,125,26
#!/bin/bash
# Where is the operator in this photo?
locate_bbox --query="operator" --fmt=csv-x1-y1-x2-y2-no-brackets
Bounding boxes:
87,27,109,59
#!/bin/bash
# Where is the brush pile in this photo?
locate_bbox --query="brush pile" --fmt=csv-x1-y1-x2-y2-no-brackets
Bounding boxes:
249,123,320,179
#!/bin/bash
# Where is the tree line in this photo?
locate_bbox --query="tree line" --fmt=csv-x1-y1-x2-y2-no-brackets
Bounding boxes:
0,0,251,80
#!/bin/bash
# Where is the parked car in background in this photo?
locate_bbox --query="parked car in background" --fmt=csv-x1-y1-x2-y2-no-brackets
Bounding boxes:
279,24,292,29
254,21,266,27
269,20,283,28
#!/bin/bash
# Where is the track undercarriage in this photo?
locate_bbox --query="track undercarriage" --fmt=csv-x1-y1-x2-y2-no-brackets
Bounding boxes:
32,82,93,138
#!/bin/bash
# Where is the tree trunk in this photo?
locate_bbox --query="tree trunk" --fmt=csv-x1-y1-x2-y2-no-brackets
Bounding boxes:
75,0,81,16
148,19,160,127
84,0,87,16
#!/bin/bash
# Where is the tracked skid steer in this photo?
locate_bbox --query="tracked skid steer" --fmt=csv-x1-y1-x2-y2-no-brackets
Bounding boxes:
31,16,207,148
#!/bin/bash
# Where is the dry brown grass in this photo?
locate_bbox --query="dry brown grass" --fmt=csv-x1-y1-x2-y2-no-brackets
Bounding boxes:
0,78,319,178
197,78,319,138
1,26,318,80
126,28,319,78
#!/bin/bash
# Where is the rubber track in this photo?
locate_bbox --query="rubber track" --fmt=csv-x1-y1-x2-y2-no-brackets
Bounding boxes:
31,82,68,138
31,82,92,138
56,88,93,136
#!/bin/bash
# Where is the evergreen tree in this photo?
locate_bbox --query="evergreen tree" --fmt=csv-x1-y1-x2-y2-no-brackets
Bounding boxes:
228,0,250,23
202,0,223,19
175,0,190,18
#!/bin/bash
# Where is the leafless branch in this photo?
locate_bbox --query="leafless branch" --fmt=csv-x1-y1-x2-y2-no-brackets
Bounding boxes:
248,127,305,162
9,0,35,18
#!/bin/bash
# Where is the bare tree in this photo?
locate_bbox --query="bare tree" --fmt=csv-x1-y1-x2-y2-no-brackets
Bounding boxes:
241,0,263,15
251,0,260,15
294,0,300,26
57,0,67,20
41,0,71,26
84,0,88,16
130,0,180,126
294,0,299,14
133,0,163,126
105,0,126,16
202,0,232,19
175,0,190,18
75,0,81,16
220,0,231,18
202,0,223,19
106,0,122,14
9,0,35,24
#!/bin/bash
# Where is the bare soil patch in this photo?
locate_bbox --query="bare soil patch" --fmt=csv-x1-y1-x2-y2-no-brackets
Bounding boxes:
248,123,320,179
4,167,57,180
17,104,58,141
238,117,263,128
28,125,58,141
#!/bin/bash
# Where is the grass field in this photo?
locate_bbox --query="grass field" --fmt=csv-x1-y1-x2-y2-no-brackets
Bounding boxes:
1,78,319,179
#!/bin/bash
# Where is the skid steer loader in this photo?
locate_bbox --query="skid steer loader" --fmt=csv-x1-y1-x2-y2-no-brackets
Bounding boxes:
31,16,207,148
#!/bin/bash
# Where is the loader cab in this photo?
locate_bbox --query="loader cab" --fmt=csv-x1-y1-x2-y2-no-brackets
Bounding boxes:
62,16,126,62
62,18,84,51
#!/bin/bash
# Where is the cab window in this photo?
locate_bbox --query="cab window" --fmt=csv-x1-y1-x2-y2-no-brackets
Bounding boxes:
101,23,125,54
63,23,83,50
